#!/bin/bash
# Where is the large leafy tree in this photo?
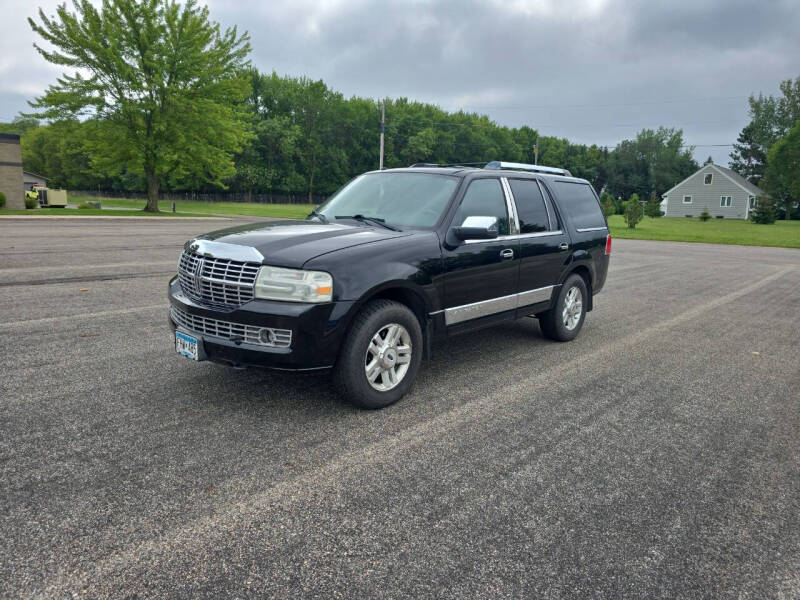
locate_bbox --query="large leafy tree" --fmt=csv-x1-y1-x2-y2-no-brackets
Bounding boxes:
28,0,252,211
605,127,697,199
763,121,800,220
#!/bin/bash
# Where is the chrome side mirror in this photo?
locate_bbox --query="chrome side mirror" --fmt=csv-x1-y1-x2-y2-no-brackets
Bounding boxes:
453,216,499,241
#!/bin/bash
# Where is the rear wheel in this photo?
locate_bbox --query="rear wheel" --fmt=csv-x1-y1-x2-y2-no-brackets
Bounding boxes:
334,300,423,409
538,274,588,342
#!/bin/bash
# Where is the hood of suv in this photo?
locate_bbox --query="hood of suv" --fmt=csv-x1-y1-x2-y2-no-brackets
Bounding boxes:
191,219,414,268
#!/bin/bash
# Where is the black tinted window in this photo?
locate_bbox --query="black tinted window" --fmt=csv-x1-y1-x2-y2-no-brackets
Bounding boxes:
454,179,509,235
552,181,606,229
509,179,549,233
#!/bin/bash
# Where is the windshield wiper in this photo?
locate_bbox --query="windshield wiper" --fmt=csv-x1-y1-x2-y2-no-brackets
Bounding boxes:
308,208,328,223
334,214,401,231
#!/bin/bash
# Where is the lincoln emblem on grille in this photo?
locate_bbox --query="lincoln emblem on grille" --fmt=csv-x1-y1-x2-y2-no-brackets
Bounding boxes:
192,257,205,296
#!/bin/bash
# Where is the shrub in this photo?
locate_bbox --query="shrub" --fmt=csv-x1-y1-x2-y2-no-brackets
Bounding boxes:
0,191,5,208
600,194,615,218
78,201,94,209
699,209,711,221
645,192,662,218
749,196,776,224
623,194,643,228
24,196,37,209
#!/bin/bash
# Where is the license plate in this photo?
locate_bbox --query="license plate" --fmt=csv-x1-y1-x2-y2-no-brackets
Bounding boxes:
175,331,199,360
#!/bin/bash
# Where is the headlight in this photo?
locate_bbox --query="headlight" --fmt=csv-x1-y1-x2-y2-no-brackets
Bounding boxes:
254,266,333,303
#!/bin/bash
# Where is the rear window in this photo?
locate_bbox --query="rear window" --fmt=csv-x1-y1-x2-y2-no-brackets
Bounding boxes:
551,181,606,230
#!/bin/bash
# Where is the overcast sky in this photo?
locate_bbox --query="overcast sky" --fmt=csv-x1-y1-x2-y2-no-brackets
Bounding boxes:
1,0,798,165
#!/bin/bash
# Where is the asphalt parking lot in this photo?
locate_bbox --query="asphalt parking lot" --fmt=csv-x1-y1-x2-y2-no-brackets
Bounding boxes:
1,217,799,598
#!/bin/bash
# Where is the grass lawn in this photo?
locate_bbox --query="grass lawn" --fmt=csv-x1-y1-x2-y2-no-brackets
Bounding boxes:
607,215,800,248
0,208,213,217
76,196,316,219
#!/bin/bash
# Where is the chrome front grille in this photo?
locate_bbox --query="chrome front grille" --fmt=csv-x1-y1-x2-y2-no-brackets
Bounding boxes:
170,306,292,348
178,250,260,307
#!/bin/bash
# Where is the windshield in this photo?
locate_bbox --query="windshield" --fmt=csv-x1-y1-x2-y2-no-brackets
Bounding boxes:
316,172,459,228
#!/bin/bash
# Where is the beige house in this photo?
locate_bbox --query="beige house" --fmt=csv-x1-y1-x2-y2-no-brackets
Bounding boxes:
0,133,24,209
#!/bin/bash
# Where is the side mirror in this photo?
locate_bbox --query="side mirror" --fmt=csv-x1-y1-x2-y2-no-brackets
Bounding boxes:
453,216,499,241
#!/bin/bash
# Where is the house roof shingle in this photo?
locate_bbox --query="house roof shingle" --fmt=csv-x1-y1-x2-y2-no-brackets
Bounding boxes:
712,165,764,197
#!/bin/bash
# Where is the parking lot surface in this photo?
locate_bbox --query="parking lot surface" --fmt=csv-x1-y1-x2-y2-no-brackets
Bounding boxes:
1,217,799,598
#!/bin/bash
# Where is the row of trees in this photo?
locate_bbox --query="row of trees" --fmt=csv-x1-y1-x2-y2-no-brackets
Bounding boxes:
2,81,701,207
3,0,703,211
729,76,800,219
12,0,777,214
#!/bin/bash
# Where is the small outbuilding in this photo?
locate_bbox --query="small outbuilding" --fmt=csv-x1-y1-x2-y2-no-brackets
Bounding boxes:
24,171,48,190
662,163,765,220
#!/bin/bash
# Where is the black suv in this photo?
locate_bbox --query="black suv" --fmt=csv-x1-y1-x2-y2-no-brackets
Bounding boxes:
169,162,611,408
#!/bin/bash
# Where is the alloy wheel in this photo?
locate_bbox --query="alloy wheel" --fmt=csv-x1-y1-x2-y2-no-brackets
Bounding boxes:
562,286,583,331
364,323,412,391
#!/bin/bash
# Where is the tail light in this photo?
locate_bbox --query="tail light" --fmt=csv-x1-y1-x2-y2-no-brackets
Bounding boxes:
605,234,612,255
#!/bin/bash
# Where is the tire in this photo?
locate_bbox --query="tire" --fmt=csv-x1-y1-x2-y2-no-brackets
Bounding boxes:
538,274,588,342
333,299,423,409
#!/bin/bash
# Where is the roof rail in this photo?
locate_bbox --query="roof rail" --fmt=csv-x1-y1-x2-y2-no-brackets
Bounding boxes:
408,162,486,169
484,161,572,177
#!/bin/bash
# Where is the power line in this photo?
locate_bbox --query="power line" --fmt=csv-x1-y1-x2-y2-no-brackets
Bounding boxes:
459,95,749,111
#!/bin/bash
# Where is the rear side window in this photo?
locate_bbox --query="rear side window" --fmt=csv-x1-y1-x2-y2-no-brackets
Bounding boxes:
509,179,549,233
454,178,509,235
551,181,606,230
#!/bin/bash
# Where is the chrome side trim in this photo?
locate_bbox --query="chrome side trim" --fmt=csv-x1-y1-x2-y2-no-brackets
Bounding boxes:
445,293,518,325
513,230,564,239
517,285,557,307
463,230,563,244
443,285,557,325
536,180,555,230
500,177,520,235
187,239,265,263
575,226,608,233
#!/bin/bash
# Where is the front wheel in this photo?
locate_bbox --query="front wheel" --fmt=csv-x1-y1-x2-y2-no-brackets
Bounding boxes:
334,300,423,409
538,274,588,342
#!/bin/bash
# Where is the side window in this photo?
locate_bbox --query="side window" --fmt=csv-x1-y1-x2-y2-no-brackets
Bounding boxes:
454,179,509,235
551,181,606,230
509,179,549,233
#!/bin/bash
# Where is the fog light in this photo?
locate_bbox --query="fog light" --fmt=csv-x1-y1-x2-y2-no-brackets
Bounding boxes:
258,328,276,345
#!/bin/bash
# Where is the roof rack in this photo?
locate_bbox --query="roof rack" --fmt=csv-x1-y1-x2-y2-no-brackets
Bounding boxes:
484,161,572,176
408,162,485,169
409,161,572,176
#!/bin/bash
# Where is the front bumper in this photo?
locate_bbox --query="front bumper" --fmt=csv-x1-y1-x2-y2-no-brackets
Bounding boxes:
168,276,354,370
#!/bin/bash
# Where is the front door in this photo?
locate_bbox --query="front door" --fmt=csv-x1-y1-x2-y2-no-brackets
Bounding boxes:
441,177,520,330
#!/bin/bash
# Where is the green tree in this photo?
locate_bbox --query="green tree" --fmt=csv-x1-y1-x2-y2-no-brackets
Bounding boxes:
763,121,800,220
0,117,40,136
644,192,662,218
28,0,252,211
624,193,643,228
606,128,697,200
748,196,776,224
600,192,615,218
729,122,767,185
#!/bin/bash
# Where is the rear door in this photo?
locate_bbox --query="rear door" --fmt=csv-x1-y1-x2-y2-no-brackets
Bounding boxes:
506,177,571,315
441,177,520,329
548,179,610,292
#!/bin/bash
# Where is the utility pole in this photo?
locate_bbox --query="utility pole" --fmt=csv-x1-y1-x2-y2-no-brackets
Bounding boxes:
379,100,385,170
534,138,538,165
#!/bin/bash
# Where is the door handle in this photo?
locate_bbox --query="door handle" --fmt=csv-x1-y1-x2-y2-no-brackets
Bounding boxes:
500,248,514,259
558,242,569,250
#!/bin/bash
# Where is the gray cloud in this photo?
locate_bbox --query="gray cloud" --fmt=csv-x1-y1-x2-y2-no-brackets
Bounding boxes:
3,0,799,165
